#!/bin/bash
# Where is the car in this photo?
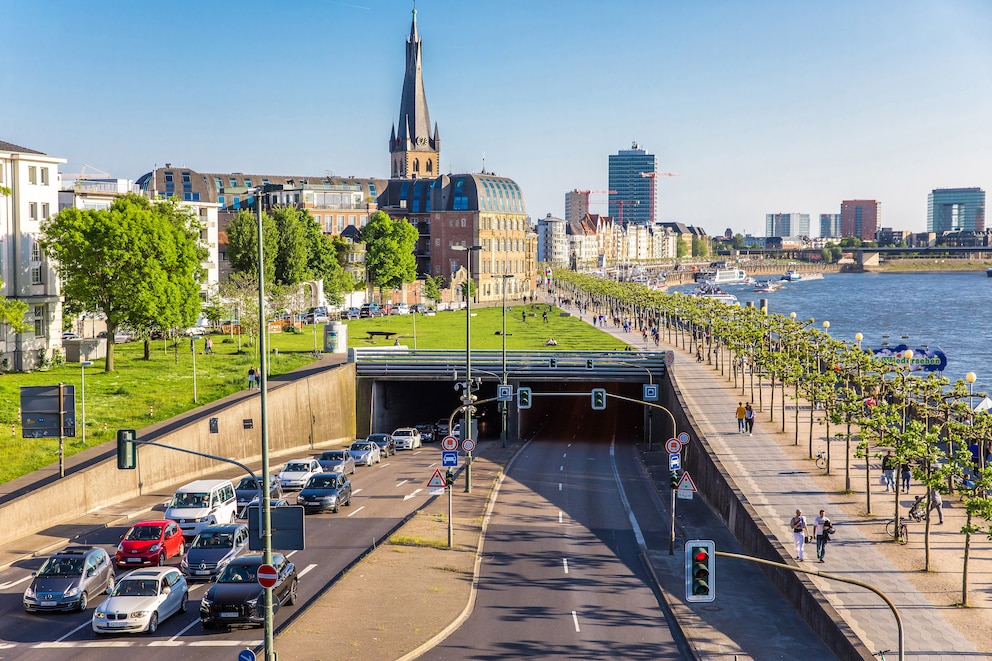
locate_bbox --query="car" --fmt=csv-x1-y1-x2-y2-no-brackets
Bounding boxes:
180,524,250,579
359,303,384,318
344,307,361,320
277,458,323,490
61,332,80,340
297,473,353,514
391,302,410,315
199,554,297,629
165,479,238,538
317,449,356,475
435,418,451,438
237,497,290,521
366,433,396,457
392,427,422,450
24,546,115,613
305,307,330,324
410,303,429,314
349,440,382,466
414,423,436,443
235,475,283,509
114,520,186,568
92,567,188,634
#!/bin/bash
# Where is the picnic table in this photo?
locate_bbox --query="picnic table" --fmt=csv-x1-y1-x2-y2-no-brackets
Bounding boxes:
366,331,398,341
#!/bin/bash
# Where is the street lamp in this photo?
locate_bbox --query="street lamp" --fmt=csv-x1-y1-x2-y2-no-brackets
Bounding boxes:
452,244,482,492
967,371,979,468
80,360,93,445
303,281,318,358
855,332,863,350
190,335,198,404
500,273,513,448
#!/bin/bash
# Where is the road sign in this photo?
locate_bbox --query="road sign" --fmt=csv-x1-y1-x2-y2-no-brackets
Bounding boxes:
441,435,458,451
678,431,690,444
497,384,513,401
643,384,659,402
248,505,305,551
257,564,278,589
669,453,681,471
461,438,476,453
677,472,697,493
442,451,458,467
238,650,256,661
427,468,447,489
20,385,76,438
665,438,682,454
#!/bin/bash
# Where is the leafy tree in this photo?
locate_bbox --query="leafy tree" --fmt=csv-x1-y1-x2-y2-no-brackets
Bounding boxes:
270,207,309,285
731,233,745,249
225,209,278,284
361,211,418,302
218,272,262,350
422,275,444,306
41,194,204,372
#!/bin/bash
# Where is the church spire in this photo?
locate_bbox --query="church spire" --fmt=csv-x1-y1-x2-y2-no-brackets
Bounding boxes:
389,4,439,179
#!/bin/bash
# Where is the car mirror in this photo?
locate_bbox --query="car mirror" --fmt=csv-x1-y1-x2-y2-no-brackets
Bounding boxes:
162,586,171,595
120,534,125,540
86,568,95,577
106,585,113,594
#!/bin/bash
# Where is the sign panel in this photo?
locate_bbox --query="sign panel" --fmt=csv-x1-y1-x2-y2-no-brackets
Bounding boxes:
247,505,305,551
871,345,947,372
257,564,278,589
442,451,458,467
496,385,513,401
677,472,698,493
427,468,447,489
665,438,682,454
239,650,257,661
678,431,691,444
441,435,458,451
643,384,659,402
20,385,76,438
669,453,681,471
461,438,476,453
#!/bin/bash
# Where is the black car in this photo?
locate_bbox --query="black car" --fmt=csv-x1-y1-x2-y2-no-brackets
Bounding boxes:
200,554,297,628
235,475,283,509
296,473,353,514
367,433,396,457
23,546,115,612
414,423,436,443
180,524,250,579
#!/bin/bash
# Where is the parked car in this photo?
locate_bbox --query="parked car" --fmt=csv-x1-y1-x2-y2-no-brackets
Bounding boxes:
61,332,80,340
114,520,186,568
391,302,410,315
414,423,436,443
349,440,382,466
359,303,384,318
392,427,422,450
234,475,283,509
317,449,356,475
297,473,353,514
199,554,297,628
24,546,115,613
92,567,188,634
180,524,250,580
344,307,361,320
305,307,330,324
366,433,396,457
277,458,323,490
410,304,429,314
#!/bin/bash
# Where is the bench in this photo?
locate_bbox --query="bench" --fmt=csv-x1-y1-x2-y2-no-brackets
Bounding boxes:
366,331,398,341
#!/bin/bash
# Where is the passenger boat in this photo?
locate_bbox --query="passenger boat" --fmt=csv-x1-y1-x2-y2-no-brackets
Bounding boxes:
692,285,739,304
753,280,781,293
699,268,750,286
781,269,803,281
986,268,992,278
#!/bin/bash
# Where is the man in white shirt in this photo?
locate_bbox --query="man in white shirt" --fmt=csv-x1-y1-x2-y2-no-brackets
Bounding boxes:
813,509,831,562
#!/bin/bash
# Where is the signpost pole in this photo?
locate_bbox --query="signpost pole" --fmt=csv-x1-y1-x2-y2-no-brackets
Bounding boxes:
58,383,65,478
670,484,676,556
448,482,453,548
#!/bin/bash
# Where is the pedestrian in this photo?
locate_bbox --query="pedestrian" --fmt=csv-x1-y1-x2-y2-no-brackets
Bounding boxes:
521,310,526,323
542,310,549,323
881,449,897,491
900,462,911,492
696,347,703,362
813,509,832,562
745,403,755,435
929,487,944,524
247,366,256,390
736,402,746,433
205,337,213,355
790,509,809,561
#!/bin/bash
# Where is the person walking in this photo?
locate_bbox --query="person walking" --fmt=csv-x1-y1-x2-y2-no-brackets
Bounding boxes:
205,337,213,355
900,462,911,492
790,509,809,561
813,509,832,562
744,403,755,436
881,449,897,491
247,366,257,390
736,402,747,433
929,487,944,524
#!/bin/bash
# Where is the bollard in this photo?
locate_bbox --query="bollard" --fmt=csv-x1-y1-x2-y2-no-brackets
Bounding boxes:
149,405,154,417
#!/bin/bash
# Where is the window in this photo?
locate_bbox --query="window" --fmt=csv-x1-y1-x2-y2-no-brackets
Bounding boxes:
213,177,223,190
244,179,252,187
31,242,41,261
34,319,43,336
29,203,38,220
262,178,270,186
218,195,225,207
435,238,440,246
34,305,44,318
349,215,357,226
28,166,37,184
229,178,237,187
41,168,49,185
42,203,49,219
31,267,42,284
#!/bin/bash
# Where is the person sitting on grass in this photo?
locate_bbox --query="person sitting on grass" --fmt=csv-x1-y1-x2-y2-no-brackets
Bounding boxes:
545,338,558,346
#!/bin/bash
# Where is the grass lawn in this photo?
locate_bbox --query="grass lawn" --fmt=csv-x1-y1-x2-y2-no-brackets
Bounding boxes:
0,304,625,484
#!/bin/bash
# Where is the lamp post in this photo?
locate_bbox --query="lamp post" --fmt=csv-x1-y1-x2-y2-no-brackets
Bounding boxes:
892,348,914,543
855,332,863,350
500,273,513,447
452,244,482,492
80,360,93,445
303,281,318,358
967,371,978,468
190,335,198,404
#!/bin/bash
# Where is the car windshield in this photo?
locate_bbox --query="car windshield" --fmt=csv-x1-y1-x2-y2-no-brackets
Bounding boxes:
236,477,259,490
308,475,337,489
113,579,158,597
351,443,371,451
284,463,309,472
171,493,209,509
38,556,84,576
193,532,233,549
322,452,345,461
394,430,411,437
217,564,257,583
125,526,163,541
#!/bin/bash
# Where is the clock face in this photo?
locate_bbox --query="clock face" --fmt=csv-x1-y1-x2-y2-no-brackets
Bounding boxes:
417,136,428,146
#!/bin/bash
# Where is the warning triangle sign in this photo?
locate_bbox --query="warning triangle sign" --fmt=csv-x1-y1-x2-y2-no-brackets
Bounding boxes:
427,468,447,489
676,472,697,492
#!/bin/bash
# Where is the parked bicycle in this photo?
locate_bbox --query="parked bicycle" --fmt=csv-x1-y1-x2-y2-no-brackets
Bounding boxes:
814,448,827,470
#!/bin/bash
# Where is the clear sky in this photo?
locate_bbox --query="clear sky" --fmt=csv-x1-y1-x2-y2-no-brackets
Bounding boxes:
2,0,990,237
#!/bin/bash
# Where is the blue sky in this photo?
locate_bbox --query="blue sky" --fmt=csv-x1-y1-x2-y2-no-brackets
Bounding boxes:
3,0,990,236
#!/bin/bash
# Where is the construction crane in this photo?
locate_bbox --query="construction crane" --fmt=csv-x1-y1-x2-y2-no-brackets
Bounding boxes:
639,172,678,223
587,197,639,224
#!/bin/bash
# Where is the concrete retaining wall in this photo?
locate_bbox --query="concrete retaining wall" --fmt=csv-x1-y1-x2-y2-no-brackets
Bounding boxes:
0,362,356,540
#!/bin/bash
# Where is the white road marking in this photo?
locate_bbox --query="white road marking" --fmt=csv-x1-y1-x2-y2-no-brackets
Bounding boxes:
149,641,184,646
572,610,581,632
396,479,409,487
352,488,363,495
55,620,92,642
286,550,298,558
403,489,423,501
348,506,365,517
173,616,202,639
187,583,204,592
558,511,563,523
563,453,567,458
189,640,255,646
0,575,31,590
37,641,135,648
558,483,562,491
297,563,318,578
562,558,569,574
559,465,564,471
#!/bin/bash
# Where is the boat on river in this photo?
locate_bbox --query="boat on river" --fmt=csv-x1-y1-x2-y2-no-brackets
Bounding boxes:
699,268,750,286
753,280,782,293
692,285,739,304
986,268,992,278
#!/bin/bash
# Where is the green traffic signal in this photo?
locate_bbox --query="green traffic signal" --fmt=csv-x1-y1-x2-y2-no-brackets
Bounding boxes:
591,388,606,410
445,468,455,487
517,387,532,409
670,471,679,489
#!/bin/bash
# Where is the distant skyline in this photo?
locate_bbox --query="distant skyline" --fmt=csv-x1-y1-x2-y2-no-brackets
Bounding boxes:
2,0,990,237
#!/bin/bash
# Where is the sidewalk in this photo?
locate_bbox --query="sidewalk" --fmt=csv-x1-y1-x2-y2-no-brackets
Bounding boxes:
573,302,991,658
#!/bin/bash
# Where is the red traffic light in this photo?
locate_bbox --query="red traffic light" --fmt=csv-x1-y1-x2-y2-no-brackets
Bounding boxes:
694,549,709,562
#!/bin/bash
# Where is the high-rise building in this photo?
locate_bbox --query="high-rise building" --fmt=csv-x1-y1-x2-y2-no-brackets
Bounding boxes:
819,213,841,238
537,214,568,265
927,188,985,233
388,8,440,179
840,200,880,241
608,142,656,225
765,212,810,237
564,189,589,224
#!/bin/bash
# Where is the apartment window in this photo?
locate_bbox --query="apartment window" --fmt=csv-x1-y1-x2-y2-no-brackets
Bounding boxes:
244,179,252,187
229,178,237,187
218,195,225,207
31,242,41,261
34,305,44,318
41,168,49,185
29,203,38,220
28,166,37,184
213,177,223,190
34,319,44,336
435,238,440,246
41,202,49,219
31,267,42,284
349,215,357,226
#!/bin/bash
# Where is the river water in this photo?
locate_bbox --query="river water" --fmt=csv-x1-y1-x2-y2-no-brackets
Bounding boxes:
671,271,992,392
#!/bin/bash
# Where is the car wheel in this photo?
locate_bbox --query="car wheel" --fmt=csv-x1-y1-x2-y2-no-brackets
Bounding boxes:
180,592,189,614
332,501,339,514
146,612,159,634
287,579,298,606
106,573,115,594
178,540,186,557
157,551,166,566
78,591,88,612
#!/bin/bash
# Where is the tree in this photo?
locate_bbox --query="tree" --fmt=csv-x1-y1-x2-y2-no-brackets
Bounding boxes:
218,272,262,350
731,233,745,249
422,275,444,306
225,208,278,284
361,211,418,302
270,207,309,285
41,194,204,372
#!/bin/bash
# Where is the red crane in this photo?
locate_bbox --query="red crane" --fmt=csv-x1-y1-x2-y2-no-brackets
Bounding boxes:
639,172,678,223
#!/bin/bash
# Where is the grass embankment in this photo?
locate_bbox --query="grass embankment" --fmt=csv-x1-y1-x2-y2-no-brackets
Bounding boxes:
0,304,624,484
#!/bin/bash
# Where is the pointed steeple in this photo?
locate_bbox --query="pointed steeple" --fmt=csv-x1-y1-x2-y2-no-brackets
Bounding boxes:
389,5,439,179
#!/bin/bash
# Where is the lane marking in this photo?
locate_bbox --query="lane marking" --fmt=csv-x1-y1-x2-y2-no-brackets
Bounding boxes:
558,511,563,523
297,563,318,578
558,483,562,491
148,641,184,646
286,550,298,558
348,506,365,517
562,453,567,458
562,558,569,574
189,640,254,646
396,480,409,487
403,489,423,501
559,465,564,471
55,620,91,642
572,610,581,632
352,488,363,495
173,616,202,640
0,575,32,590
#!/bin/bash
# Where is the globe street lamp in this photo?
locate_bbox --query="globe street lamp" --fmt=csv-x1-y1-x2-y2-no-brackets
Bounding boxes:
452,244,482,492
967,371,978,468
80,360,93,445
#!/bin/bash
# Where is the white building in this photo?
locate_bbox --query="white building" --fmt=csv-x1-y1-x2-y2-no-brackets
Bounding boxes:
536,213,568,265
0,140,66,370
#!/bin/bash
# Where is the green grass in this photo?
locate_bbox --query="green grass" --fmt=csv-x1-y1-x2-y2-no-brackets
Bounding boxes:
0,304,625,484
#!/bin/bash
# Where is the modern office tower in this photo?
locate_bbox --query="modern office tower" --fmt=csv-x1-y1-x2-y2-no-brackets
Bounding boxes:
819,213,841,238
765,212,810,237
840,200,880,241
565,189,589,224
608,142,656,225
927,188,985,233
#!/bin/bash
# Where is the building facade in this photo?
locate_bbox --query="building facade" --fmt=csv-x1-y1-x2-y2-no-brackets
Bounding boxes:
819,213,841,238
840,199,880,241
537,213,569,266
564,189,589,224
608,142,656,225
765,212,811,238
927,187,985,234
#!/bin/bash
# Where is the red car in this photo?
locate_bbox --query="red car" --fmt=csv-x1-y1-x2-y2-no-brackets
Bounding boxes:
114,520,185,568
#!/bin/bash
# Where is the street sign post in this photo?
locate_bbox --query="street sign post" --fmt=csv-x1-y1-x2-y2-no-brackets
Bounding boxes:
665,438,682,454
669,453,681,471
678,431,690,444
461,438,476,453
442,451,458,467
257,564,278,589
643,384,659,402
441,435,458,451
427,468,447,489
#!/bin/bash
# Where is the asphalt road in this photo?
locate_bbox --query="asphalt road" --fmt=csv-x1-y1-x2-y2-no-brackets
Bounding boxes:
0,446,441,660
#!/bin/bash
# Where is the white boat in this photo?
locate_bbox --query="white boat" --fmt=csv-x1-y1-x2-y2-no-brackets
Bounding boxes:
692,285,738,304
781,269,803,281
700,268,750,285
753,280,781,293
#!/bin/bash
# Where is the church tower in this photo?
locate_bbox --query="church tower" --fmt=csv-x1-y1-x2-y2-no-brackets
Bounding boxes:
389,7,440,179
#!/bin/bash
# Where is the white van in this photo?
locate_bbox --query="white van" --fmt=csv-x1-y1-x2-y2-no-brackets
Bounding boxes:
165,479,237,538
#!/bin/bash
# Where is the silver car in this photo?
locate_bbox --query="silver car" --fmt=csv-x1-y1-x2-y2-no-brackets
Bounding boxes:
318,449,356,475
392,427,422,450
349,440,382,466
24,546,115,612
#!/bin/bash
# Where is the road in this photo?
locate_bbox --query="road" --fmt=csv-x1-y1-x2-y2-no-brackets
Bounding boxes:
0,447,441,660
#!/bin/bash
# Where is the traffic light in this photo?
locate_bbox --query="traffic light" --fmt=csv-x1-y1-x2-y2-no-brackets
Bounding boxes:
445,468,455,487
670,471,679,489
117,429,137,470
586,358,594,370
685,540,715,602
591,388,606,411
517,387,532,409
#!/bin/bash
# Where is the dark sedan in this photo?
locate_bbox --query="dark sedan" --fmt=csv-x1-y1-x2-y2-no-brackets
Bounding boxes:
235,475,283,510
180,524,249,580
296,473,352,514
414,423,436,443
367,433,396,457
200,554,298,628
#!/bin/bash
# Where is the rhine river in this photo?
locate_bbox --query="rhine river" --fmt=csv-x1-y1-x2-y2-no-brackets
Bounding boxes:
671,271,992,392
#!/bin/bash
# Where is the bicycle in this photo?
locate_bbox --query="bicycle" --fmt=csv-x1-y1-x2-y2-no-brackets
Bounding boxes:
814,448,827,469
884,518,910,544
873,650,890,661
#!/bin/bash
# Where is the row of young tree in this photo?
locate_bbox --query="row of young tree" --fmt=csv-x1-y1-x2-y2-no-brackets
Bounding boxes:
554,269,992,606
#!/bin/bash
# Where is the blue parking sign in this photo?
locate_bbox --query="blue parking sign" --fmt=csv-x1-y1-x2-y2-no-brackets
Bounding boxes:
442,451,459,467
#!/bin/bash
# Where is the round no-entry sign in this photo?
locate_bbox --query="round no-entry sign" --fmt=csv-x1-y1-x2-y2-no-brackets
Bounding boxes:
441,435,458,451
665,438,682,454
257,564,278,589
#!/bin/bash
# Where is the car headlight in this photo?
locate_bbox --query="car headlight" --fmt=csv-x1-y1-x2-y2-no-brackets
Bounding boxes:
131,610,148,618
93,610,106,619
116,543,124,553
24,586,35,599
200,596,212,607
64,586,79,597
245,596,258,607
150,543,161,552
180,557,189,570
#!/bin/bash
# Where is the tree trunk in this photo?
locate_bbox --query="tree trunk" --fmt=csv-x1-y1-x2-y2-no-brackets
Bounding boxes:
962,516,972,606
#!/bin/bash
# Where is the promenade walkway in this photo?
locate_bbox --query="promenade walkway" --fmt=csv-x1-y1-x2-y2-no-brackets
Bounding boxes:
569,300,990,659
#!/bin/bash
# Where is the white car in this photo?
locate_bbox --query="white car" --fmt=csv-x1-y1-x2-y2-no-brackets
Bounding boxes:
392,427,422,450
92,567,188,634
349,440,382,466
393,303,410,315
277,459,322,490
